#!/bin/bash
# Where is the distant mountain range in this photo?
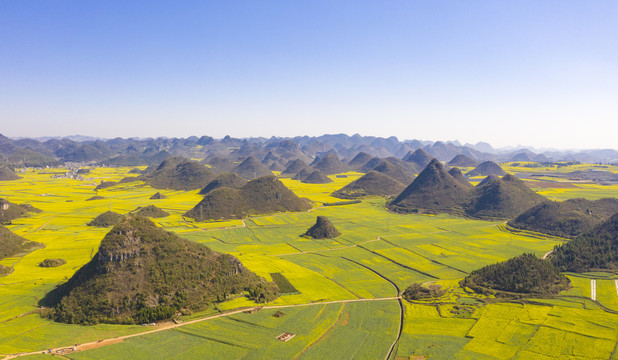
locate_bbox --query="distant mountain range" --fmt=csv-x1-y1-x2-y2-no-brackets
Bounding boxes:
1,133,617,168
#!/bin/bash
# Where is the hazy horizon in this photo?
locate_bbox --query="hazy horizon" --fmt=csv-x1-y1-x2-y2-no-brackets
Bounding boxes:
4,132,615,153
2,1,617,149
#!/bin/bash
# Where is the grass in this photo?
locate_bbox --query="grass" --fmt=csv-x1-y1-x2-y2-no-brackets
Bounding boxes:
1,163,617,359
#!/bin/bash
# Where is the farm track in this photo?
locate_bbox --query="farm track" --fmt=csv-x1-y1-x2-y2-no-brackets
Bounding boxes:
26,216,55,234
541,249,553,260
1,297,403,359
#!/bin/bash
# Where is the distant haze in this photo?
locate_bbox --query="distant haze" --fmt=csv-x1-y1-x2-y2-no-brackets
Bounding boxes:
1,2,617,150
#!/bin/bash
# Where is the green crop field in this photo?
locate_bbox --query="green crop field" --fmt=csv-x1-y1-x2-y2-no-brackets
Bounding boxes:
1,164,618,359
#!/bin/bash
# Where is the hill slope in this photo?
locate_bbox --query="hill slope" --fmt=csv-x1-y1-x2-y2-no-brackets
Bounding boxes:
0,167,21,181
448,167,472,188
1,226,43,275
310,153,348,175
466,161,506,177
303,216,341,239
146,157,216,190
333,171,405,199
133,205,169,218
281,159,308,175
186,176,311,221
199,173,246,195
347,152,374,170
0,198,39,224
233,156,274,180
508,198,618,238
292,168,312,181
301,170,332,184
371,160,415,184
465,174,546,219
87,211,125,227
389,159,471,213
43,217,276,324
403,148,433,169
463,253,570,295
447,154,479,167
550,213,618,272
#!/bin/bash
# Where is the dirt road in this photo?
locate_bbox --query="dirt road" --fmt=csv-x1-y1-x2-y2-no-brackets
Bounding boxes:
2,297,402,359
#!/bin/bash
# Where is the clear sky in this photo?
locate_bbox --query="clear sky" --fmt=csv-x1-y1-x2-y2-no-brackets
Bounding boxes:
1,1,617,149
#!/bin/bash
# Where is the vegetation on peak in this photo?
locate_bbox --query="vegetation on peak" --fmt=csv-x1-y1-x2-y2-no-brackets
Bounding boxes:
389,159,471,214
447,154,479,167
310,153,348,175
85,195,106,201
0,198,36,224
463,253,570,295
466,161,506,177
204,156,236,174
333,170,406,199
0,167,21,181
358,157,383,173
199,173,246,195
39,258,66,267
301,170,332,184
95,180,118,190
303,216,341,239
550,213,618,272
403,283,445,301
448,167,472,187
292,168,312,181
347,152,374,169
186,175,311,221
233,156,273,180
477,174,500,186
133,205,169,218
465,173,546,219
509,198,618,238
402,148,433,169
0,227,43,277
281,159,308,175
371,160,415,185
146,158,216,190
0,226,42,260
42,216,278,324
149,192,167,199
87,211,125,227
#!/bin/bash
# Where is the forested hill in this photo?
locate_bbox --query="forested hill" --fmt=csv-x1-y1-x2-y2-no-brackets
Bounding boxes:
550,212,618,272
463,253,570,295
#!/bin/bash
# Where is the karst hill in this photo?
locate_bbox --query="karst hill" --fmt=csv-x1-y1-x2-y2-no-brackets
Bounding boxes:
333,171,406,199
233,156,274,180
186,175,311,221
389,159,548,219
466,161,506,177
42,216,277,324
508,198,618,238
550,212,618,272
389,159,471,214
145,157,216,190
465,174,546,219
303,216,341,239
199,173,246,195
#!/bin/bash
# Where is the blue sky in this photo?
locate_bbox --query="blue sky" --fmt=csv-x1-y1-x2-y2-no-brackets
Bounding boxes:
1,1,616,149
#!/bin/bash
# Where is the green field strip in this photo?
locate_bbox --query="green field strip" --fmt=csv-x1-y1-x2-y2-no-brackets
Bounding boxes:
356,244,439,280
379,238,469,275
